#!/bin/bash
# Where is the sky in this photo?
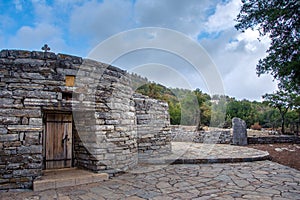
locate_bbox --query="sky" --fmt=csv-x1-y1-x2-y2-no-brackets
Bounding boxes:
0,0,278,101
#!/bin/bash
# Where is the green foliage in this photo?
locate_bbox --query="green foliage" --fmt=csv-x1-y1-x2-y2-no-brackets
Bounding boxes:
135,82,298,132
168,102,181,125
225,99,255,128
180,92,200,125
210,96,227,127
236,0,300,93
263,90,298,134
135,83,211,126
258,106,281,128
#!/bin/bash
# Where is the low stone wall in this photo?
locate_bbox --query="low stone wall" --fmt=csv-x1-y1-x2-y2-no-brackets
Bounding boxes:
248,136,300,144
170,125,300,145
134,93,171,160
170,126,232,144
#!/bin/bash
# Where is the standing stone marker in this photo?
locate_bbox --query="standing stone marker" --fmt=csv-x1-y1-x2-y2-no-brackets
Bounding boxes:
232,117,248,146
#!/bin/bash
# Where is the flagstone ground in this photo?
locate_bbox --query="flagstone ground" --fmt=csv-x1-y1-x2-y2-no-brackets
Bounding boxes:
1,161,300,200
1,143,300,200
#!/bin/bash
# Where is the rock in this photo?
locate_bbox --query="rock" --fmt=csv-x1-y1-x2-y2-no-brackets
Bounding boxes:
232,117,247,146
0,116,19,124
22,117,29,125
0,134,19,142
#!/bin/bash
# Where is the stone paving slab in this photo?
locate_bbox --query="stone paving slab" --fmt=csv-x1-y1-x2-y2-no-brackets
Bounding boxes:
139,142,270,164
33,168,109,191
1,161,300,199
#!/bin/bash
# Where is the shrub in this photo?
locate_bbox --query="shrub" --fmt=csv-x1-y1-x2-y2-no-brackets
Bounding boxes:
251,122,262,130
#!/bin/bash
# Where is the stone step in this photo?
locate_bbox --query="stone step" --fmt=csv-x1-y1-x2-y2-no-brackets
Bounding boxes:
33,168,109,191
139,142,270,165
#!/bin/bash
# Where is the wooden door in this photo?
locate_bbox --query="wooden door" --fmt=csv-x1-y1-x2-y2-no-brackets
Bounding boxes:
44,113,72,169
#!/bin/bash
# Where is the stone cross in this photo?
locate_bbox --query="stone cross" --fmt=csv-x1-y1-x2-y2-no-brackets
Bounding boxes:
41,44,50,52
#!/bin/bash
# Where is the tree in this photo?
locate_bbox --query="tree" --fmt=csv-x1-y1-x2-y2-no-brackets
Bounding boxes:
169,102,181,125
180,93,200,125
259,107,280,129
226,99,259,128
263,90,294,134
235,0,300,93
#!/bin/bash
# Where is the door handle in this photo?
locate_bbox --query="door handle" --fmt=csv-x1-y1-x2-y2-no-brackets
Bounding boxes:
62,135,69,145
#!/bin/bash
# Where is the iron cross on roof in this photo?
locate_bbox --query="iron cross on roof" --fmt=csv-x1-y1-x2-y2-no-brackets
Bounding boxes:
41,44,50,52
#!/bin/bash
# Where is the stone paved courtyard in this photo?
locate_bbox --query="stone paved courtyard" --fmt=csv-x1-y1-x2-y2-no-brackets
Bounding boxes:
140,142,269,164
1,160,300,200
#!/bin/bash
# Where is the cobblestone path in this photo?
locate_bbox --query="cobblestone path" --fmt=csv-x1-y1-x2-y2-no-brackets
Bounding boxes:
1,160,300,200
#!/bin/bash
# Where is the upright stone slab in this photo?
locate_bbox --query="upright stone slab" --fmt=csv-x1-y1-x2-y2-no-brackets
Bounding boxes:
232,117,247,146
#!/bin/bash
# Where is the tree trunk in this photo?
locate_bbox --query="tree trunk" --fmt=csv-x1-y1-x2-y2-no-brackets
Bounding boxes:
279,107,289,135
281,117,285,134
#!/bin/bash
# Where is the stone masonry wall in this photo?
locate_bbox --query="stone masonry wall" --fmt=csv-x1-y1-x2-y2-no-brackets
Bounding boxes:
71,59,137,174
171,125,300,145
171,126,232,144
134,93,171,161
248,136,300,144
0,50,137,189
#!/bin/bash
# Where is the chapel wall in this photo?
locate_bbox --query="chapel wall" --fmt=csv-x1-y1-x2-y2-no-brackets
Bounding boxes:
0,50,138,189
134,93,171,161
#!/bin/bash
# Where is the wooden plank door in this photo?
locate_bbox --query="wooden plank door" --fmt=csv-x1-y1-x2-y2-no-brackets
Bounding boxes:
44,113,72,169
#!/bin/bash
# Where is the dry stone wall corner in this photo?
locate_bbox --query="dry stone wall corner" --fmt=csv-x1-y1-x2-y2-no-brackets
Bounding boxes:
134,93,171,162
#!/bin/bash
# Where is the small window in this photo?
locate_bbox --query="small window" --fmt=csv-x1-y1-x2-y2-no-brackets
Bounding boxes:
62,92,72,100
65,75,75,87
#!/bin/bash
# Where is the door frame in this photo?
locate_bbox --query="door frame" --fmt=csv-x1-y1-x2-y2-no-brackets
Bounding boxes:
42,111,74,169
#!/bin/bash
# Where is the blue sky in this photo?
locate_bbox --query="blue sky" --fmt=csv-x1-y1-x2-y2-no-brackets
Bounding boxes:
0,0,277,100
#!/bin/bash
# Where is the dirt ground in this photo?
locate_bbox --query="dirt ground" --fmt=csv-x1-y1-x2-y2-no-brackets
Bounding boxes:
249,143,300,171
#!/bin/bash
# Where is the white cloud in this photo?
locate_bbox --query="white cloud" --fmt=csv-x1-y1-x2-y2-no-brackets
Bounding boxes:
30,0,55,24
199,0,276,100
13,0,23,11
201,29,275,100
69,0,133,46
205,0,241,33
8,23,66,52
226,29,270,53
134,0,218,38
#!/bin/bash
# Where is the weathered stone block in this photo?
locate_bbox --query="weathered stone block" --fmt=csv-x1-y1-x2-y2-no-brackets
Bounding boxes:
0,126,7,134
23,98,58,107
0,134,19,142
0,98,14,108
0,116,19,124
30,145,42,154
12,169,40,177
29,118,42,126
21,73,46,80
7,125,42,132
27,162,42,169
0,90,12,98
232,117,247,146
0,109,41,118
17,146,31,154
24,132,40,145
8,83,44,90
3,141,21,148
7,163,22,170
21,117,29,125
